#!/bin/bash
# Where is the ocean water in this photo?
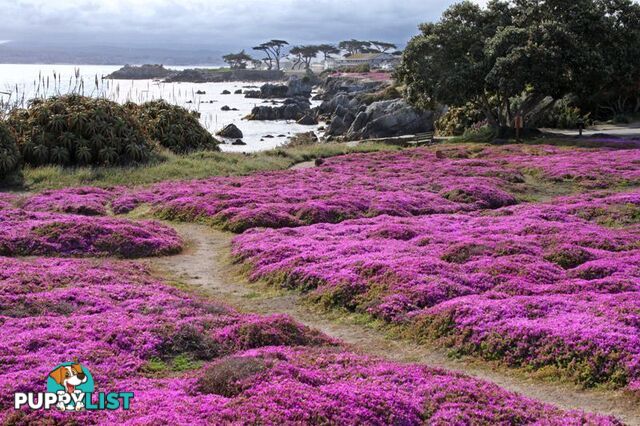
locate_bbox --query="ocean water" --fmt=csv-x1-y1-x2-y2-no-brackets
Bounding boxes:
0,64,322,152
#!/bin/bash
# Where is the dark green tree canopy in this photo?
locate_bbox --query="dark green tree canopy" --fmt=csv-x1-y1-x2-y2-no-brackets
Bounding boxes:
290,45,320,69
338,40,372,56
222,50,253,69
369,41,397,53
252,40,289,70
317,44,341,61
397,0,640,127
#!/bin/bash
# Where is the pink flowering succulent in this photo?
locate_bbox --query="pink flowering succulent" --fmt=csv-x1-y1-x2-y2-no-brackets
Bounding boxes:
0,257,617,424
22,186,122,216
233,189,640,390
21,145,640,233
0,193,18,210
0,208,182,258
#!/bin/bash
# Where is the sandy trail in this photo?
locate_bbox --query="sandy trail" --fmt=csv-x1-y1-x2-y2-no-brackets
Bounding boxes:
145,222,640,425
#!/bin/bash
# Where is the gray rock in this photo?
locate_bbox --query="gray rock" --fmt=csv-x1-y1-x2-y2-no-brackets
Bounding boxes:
216,124,243,139
327,116,348,135
349,111,369,133
347,99,434,139
317,76,386,100
286,76,313,98
258,83,289,98
318,94,351,115
247,97,311,121
232,139,246,145
106,64,174,80
297,114,318,125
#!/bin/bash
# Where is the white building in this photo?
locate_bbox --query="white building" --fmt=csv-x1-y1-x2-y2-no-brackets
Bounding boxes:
326,53,400,70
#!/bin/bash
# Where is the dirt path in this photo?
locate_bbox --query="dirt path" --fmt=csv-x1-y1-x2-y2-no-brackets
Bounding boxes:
289,160,316,170
145,222,640,425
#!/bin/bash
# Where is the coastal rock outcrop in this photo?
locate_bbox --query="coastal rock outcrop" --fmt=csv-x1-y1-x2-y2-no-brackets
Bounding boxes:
317,76,433,140
247,97,311,121
244,76,313,99
345,99,434,139
164,69,285,83
245,84,288,99
106,64,174,80
316,76,386,100
297,114,318,125
216,124,243,139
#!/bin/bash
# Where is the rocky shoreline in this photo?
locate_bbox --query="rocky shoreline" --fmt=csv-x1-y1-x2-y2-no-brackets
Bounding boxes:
314,76,434,141
106,64,285,82
244,74,434,142
105,65,434,144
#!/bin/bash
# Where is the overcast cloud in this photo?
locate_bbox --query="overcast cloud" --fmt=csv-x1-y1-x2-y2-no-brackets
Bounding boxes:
0,0,487,50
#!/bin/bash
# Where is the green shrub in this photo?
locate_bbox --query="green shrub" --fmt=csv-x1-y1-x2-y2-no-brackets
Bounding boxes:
358,85,402,105
529,97,587,129
7,95,153,167
435,104,484,136
612,113,631,124
0,121,21,180
128,100,219,154
460,124,495,142
195,356,269,396
157,324,220,360
339,63,371,73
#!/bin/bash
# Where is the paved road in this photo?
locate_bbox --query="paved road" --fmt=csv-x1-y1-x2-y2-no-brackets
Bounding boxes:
542,122,640,138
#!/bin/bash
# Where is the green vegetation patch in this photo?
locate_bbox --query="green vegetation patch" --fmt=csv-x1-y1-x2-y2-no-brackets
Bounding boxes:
7,95,153,167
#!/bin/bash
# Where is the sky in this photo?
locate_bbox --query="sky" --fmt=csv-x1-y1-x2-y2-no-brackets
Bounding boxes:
0,0,487,50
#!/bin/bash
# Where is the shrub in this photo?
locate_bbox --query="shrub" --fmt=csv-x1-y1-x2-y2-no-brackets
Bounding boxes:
157,324,221,360
460,124,496,142
7,95,153,167
339,63,371,73
220,314,330,351
358,85,402,105
129,100,219,153
0,121,21,180
195,356,269,396
543,245,594,269
435,104,484,136
528,97,587,129
287,131,318,147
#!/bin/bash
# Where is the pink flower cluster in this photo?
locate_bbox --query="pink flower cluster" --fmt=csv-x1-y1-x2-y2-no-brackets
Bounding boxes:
0,193,17,210
480,145,640,188
0,208,182,258
20,145,640,233
0,257,615,424
233,189,640,389
22,186,122,216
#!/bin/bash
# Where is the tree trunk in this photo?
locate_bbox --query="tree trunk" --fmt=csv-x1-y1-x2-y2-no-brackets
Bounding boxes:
479,95,499,129
505,99,513,127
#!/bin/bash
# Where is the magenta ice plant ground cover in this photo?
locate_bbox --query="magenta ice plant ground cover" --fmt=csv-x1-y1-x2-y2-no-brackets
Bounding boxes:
233,189,640,390
21,186,122,216
0,257,614,425
110,149,522,231
473,144,640,188
19,145,640,232
0,193,17,210
0,208,182,258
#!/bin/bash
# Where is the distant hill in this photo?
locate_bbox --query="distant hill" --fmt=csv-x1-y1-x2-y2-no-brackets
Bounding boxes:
0,40,225,66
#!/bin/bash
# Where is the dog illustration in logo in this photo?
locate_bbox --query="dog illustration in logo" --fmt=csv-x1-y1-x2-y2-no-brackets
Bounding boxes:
49,363,87,411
